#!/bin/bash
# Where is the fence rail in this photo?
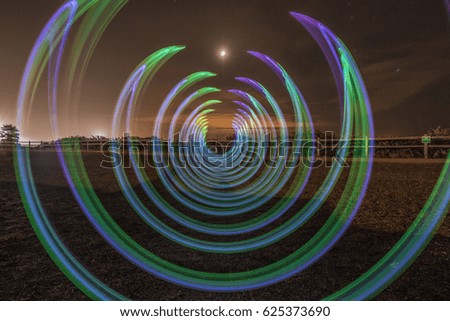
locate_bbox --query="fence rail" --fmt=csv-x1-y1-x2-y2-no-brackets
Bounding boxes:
1,136,449,159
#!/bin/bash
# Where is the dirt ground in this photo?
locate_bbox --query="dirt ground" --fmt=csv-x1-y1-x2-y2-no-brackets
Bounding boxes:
0,150,448,301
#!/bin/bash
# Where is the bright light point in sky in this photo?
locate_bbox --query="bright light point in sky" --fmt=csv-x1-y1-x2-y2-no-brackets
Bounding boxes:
220,50,227,57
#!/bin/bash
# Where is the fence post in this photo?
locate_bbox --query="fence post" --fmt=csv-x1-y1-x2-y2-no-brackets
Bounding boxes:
316,137,321,157
424,143,428,159
365,136,369,157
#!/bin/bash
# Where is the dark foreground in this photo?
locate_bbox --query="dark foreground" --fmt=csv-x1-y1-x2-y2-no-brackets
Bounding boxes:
0,151,448,300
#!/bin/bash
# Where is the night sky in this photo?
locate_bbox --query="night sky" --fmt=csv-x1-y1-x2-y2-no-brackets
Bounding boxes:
0,0,449,140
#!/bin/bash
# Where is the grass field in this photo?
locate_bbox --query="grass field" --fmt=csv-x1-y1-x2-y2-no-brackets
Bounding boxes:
1,150,448,300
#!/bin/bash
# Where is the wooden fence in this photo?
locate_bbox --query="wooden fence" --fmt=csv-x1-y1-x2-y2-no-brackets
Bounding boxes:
1,136,449,159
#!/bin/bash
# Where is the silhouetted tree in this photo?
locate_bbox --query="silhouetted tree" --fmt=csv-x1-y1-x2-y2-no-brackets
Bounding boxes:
0,124,20,145
428,126,450,137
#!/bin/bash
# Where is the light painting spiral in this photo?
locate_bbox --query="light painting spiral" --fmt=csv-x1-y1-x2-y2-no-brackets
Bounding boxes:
13,0,450,301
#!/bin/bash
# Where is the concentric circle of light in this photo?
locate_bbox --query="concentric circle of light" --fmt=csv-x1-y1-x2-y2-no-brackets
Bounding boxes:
14,0,449,301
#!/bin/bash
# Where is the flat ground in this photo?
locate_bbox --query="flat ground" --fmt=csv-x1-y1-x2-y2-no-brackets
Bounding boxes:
0,150,448,300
